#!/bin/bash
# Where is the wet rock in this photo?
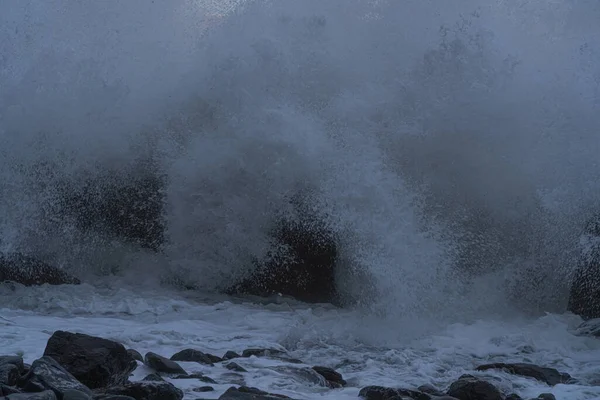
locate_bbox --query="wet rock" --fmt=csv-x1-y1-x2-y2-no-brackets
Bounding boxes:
358,385,431,400
0,253,80,287
0,357,25,374
141,374,164,382
223,351,240,360
568,215,600,320
573,318,600,337
192,386,214,393
143,352,186,375
102,381,183,400
62,389,91,400
476,363,572,386
126,350,142,363
91,395,136,400
270,367,327,387
225,206,340,304
4,391,58,399
19,356,92,398
43,331,137,389
417,384,444,397
61,174,165,251
505,394,523,400
446,376,502,400
225,363,247,373
1,384,22,396
172,373,216,384
1,364,19,386
532,394,556,400
311,366,346,388
217,386,292,399
170,349,222,366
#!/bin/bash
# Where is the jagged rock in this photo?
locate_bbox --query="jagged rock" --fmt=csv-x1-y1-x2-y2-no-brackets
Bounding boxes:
533,394,556,400
141,374,164,382
43,331,137,389
62,389,91,400
225,206,339,304
447,376,502,400
311,366,346,388
0,253,80,287
170,349,222,366
505,394,523,400
0,364,19,387
225,363,247,373
476,363,572,386
171,373,216,384
568,216,600,320
101,381,183,400
91,395,136,400
143,352,186,375
270,366,327,387
223,351,241,360
126,350,142,363
0,357,25,374
217,386,292,399
19,356,92,398
417,384,444,397
358,385,431,400
192,386,214,393
1,384,22,396
573,318,600,337
4,391,58,399
61,174,165,251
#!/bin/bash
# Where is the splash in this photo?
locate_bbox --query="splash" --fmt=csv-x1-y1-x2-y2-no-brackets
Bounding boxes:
1,0,599,322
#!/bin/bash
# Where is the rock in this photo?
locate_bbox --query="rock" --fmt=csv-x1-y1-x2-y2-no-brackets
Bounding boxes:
192,386,214,393
19,356,92,398
533,395,556,400
217,386,292,399
62,389,92,400
270,367,327,387
1,384,22,396
172,373,216,384
417,385,444,397
446,376,502,400
143,352,186,375
61,174,165,251
223,351,240,360
91,395,136,400
573,318,600,337
43,331,137,389
311,366,346,388
0,357,25,374
0,364,19,386
225,363,247,373
4,391,58,399
505,394,523,400
126,350,143,363
225,203,340,305
170,349,222,366
476,363,572,386
0,253,80,287
102,381,183,400
141,374,164,382
358,386,431,400
568,216,600,320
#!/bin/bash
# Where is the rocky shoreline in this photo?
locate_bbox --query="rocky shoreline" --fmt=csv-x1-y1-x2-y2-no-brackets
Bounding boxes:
3,327,597,400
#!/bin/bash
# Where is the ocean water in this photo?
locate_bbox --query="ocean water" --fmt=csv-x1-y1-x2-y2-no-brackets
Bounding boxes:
1,0,600,399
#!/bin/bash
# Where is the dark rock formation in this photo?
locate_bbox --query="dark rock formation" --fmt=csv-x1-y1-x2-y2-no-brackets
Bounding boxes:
141,374,164,382
358,385,433,400
225,211,339,304
60,174,165,251
92,395,136,400
101,381,183,400
476,363,572,386
311,366,346,388
43,331,137,389
0,253,80,287
223,351,241,360
225,363,247,373
171,373,216,384
4,391,58,399
19,356,92,398
446,375,502,400
573,318,600,337
192,386,215,393
534,394,556,400
568,216,600,320
170,349,222,366
143,353,186,375
218,386,292,400
125,350,142,363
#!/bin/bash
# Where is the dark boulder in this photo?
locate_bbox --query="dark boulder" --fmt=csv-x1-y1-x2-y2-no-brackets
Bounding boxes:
1,384,22,396
125,350,142,364
0,253,80,287
225,211,339,304
18,356,92,398
223,351,241,360
101,381,183,400
43,331,137,389
217,386,292,399
225,363,247,373
311,366,346,388
446,376,502,400
476,363,572,386
192,386,214,393
60,174,165,252
171,373,216,384
568,216,600,320
143,353,186,375
4,391,58,399
170,349,222,366
0,363,19,387
358,385,432,400
92,395,136,400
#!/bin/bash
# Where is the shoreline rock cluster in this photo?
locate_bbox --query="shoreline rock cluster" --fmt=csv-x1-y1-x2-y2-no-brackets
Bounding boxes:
0,330,582,400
